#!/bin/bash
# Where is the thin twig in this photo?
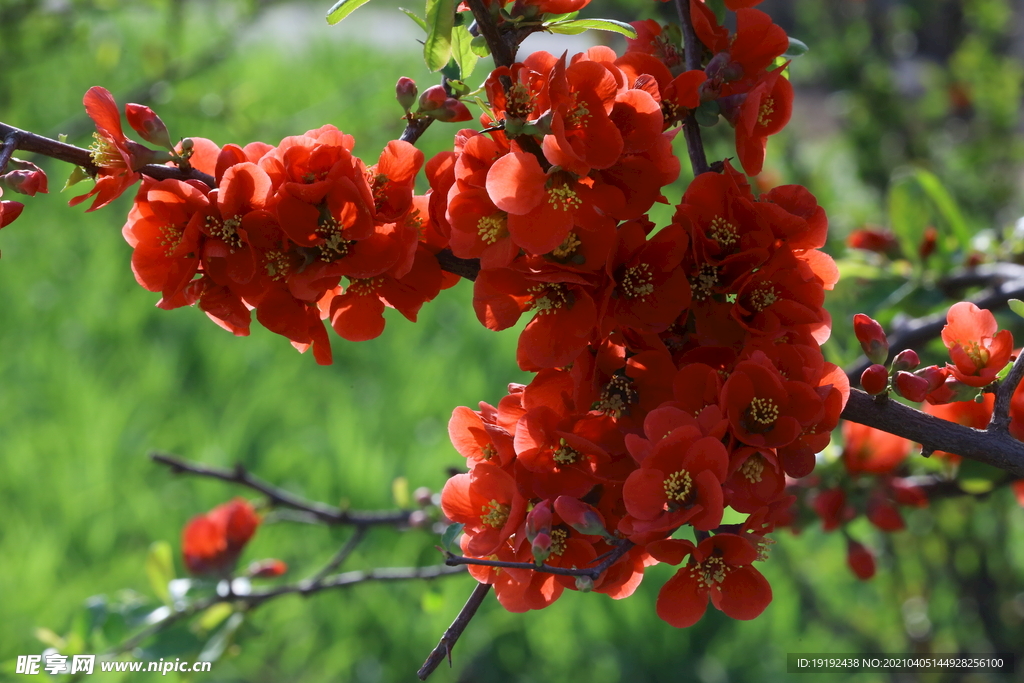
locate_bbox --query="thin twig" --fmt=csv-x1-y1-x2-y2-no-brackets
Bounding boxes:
444,539,635,580
0,121,215,187
840,388,1024,476
674,0,710,176
308,527,368,587
417,583,491,680
151,452,414,527
0,131,19,174
989,350,1024,433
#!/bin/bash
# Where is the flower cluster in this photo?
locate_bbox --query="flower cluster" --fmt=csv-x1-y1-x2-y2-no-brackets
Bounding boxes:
800,302,1021,580
439,3,847,627
181,498,285,578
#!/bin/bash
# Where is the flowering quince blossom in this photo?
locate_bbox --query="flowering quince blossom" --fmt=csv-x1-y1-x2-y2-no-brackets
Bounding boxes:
940,301,1013,387
181,498,261,576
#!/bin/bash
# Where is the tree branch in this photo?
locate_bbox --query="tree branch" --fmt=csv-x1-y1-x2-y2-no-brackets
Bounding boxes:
150,451,414,527
989,349,1024,433
0,121,215,187
466,0,516,68
417,582,491,680
674,0,710,176
845,269,1024,382
840,388,1024,477
0,131,19,174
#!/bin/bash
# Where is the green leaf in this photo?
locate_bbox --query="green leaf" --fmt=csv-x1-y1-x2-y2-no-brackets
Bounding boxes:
470,35,490,57
1010,299,1024,319
544,18,637,38
451,23,478,80
912,168,971,252
392,476,410,508
198,612,245,663
784,37,809,57
62,165,89,191
326,0,375,24
423,0,456,72
145,541,175,606
440,522,464,552
196,603,234,633
399,7,428,31
888,176,930,264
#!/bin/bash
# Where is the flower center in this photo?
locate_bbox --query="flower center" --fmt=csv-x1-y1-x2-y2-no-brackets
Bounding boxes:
346,277,383,297
506,83,534,119
549,528,568,557
757,98,775,128
158,223,186,257
552,438,580,465
480,443,497,461
88,133,126,170
749,285,777,312
316,217,354,262
476,214,507,245
565,93,591,128
691,264,719,301
708,216,738,247
550,231,582,259
743,397,780,434
480,500,510,528
264,250,290,281
593,373,638,419
619,263,655,300
740,454,765,483
663,468,694,507
963,341,990,367
206,215,244,251
690,555,729,588
527,283,571,315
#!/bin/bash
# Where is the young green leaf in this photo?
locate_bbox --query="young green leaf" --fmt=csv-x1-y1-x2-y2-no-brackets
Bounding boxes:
399,7,428,32
451,24,479,80
544,18,637,38
913,168,971,252
145,541,175,606
326,0,376,25
784,37,810,57
440,522,464,552
1009,298,1024,319
424,0,456,72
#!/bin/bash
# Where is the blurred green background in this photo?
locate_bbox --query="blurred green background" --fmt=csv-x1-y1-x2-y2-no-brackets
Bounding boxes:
1,0,1024,681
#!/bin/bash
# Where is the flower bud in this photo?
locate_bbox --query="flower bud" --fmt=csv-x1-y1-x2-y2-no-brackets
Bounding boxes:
125,103,173,150
429,98,472,123
525,500,552,543
890,478,929,507
893,371,929,402
247,559,287,578
811,488,848,531
396,77,418,111
554,496,609,538
853,314,889,365
1,199,24,229
891,349,920,373
418,85,447,112
1,160,48,196
919,226,937,260
413,486,433,507
531,531,552,566
574,575,594,592
915,365,949,393
926,376,977,405
846,539,876,580
408,510,429,528
860,364,889,396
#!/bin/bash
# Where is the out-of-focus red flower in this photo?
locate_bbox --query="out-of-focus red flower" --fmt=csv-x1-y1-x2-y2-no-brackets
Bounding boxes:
247,559,288,578
846,539,876,580
846,227,899,256
842,420,911,475
182,498,261,576
941,302,1013,387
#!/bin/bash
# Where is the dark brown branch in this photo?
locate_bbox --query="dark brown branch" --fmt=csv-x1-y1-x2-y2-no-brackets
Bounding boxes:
0,121,215,187
0,131,19,174
990,349,1024,433
401,117,434,145
674,0,710,176
111,564,466,655
840,388,1024,477
308,527,368,587
845,271,1024,382
435,248,480,281
466,0,516,68
417,582,491,680
150,451,414,527
444,539,635,580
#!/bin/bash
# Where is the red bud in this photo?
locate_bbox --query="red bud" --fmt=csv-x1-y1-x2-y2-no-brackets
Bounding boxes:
531,532,552,566
430,98,472,123
418,85,447,111
247,559,287,578
125,103,172,150
891,349,920,373
525,500,552,543
866,496,905,531
846,539,876,580
860,364,889,395
396,77,418,111
853,314,889,365
893,371,929,402
554,496,609,537
0,199,24,229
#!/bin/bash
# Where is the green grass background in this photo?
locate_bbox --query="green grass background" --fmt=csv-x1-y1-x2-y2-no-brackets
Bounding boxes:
2,1,1024,681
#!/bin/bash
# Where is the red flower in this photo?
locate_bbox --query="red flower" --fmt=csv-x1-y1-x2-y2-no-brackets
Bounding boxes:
182,498,261,576
651,534,772,628
71,86,151,211
940,302,1013,387
0,188,24,229
841,420,910,475
846,539,876,580
440,461,527,556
